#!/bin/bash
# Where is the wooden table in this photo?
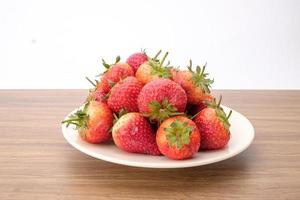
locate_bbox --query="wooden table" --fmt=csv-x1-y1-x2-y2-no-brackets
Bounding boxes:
1,90,300,200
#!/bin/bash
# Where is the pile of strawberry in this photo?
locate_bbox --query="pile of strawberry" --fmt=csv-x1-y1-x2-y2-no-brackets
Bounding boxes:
63,50,232,160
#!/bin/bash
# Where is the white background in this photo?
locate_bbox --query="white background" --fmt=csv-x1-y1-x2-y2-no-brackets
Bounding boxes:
1,0,299,89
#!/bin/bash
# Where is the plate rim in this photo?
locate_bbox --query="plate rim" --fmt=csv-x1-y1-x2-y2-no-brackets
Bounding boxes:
61,105,255,168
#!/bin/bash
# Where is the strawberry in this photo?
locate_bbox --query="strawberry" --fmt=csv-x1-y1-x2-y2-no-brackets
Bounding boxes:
126,51,148,73
88,88,107,102
156,116,200,160
102,63,134,89
107,77,143,113
112,112,161,155
193,97,232,150
62,101,113,144
172,60,214,104
87,57,134,101
138,78,187,123
100,56,134,90
136,50,172,85
86,77,110,102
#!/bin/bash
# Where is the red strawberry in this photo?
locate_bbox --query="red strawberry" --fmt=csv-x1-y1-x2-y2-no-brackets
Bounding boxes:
100,56,134,91
112,112,161,155
172,60,214,104
107,77,143,113
193,97,232,150
136,50,172,85
86,77,110,102
138,78,187,123
156,116,200,160
89,88,107,102
62,101,113,144
126,52,148,73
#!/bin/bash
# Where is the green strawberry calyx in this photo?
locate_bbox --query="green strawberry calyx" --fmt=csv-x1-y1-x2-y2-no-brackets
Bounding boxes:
145,99,183,124
141,48,147,54
164,119,194,149
148,50,172,78
207,96,232,130
85,76,97,87
101,55,121,72
187,60,214,94
62,102,90,130
112,108,128,124
109,108,128,132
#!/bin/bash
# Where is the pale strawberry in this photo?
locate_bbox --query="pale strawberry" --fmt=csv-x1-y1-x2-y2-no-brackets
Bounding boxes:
62,101,113,144
135,50,172,85
172,60,213,104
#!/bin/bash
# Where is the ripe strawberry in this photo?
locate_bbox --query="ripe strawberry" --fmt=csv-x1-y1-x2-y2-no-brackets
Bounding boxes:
193,97,232,150
102,62,134,89
136,50,172,85
112,112,161,155
172,60,214,104
156,116,200,160
100,56,134,90
62,101,113,144
88,87,107,102
107,77,143,113
138,78,187,123
126,52,148,73
86,77,110,102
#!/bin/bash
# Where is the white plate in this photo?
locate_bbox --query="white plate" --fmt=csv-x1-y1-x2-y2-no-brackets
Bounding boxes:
62,106,254,168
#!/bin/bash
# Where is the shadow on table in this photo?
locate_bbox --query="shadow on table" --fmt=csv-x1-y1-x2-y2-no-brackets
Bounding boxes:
64,149,254,194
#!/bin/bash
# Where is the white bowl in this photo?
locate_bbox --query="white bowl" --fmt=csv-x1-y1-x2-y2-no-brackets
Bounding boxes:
62,105,254,168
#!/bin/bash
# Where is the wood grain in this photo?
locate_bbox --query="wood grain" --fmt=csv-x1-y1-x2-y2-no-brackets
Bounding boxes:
0,90,300,200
